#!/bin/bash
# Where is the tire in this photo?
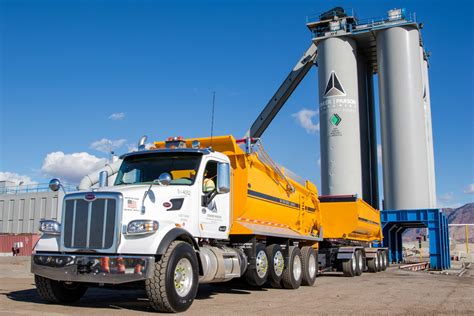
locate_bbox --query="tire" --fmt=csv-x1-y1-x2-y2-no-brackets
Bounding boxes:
265,244,284,288
301,247,318,286
376,251,383,272
281,246,303,289
367,256,378,272
380,251,387,271
35,275,87,304
355,250,363,276
244,243,269,287
146,240,199,313
342,253,356,277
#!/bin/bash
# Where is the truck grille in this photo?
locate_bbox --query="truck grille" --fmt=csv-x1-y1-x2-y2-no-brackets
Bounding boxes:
62,193,121,251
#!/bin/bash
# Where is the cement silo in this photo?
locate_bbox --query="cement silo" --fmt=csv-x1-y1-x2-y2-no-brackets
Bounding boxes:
357,53,379,209
377,26,431,210
420,47,437,207
317,36,363,197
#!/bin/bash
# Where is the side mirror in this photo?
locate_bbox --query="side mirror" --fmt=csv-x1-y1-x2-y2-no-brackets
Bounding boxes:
216,163,230,194
99,171,108,188
158,173,172,186
49,178,61,192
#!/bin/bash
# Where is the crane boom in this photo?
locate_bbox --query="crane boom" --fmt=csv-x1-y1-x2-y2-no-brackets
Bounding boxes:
246,43,317,138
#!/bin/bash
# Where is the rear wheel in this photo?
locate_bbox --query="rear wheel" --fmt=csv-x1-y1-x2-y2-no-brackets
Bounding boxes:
301,247,318,286
35,275,88,303
355,250,363,276
266,244,284,288
380,251,387,271
342,253,357,277
145,241,199,313
376,251,383,272
281,246,303,289
244,243,269,287
367,255,378,272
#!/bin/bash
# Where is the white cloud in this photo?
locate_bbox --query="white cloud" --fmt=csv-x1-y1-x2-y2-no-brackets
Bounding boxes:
41,152,107,184
438,192,454,202
317,158,321,167
0,172,37,185
464,184,474,194
377,144,382,164
292,108,319,134
90,138,127,154
108,112,125,120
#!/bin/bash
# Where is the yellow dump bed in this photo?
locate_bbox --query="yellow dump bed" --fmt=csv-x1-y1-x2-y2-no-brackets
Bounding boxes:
318,196,382,242
154,135,382,244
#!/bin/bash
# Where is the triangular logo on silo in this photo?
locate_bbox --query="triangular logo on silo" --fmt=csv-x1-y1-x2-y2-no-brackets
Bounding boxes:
324,71,346,97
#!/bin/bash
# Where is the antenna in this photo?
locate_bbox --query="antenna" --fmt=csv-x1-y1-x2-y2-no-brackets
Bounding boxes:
210,91,216,148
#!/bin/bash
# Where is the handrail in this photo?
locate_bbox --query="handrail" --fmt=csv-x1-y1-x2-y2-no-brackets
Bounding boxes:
0,183,76,195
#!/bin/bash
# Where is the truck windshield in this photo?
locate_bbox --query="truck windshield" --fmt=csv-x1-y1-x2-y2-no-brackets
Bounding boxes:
114,153,202,186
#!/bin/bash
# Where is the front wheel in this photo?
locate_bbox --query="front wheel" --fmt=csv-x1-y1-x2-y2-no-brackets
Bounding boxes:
146,241,199,313
35,275,87,303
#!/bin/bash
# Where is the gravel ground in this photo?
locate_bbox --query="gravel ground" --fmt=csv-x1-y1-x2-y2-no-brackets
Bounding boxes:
0,257,473,315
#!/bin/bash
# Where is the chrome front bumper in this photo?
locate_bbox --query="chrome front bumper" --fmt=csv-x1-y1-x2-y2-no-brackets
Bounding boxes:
31,253,155,284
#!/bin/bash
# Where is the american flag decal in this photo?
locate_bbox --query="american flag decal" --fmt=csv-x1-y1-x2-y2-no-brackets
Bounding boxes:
127,199,137,208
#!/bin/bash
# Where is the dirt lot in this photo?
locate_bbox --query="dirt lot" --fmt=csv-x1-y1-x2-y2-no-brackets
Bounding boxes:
0,257,473,315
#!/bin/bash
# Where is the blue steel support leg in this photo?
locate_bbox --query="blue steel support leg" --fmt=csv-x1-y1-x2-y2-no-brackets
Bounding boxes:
386,225,397,263
428,210,441,270
443,214,451,269
395,227,404,263
441,214,447,269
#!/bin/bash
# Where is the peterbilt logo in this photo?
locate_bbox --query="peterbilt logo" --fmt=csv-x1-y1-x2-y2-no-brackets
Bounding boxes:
84,193,96,201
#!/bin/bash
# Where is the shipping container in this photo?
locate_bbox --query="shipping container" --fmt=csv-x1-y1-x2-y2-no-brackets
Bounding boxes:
0,233,40,256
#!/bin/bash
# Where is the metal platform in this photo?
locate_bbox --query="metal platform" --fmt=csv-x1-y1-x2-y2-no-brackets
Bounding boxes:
381,209,450,270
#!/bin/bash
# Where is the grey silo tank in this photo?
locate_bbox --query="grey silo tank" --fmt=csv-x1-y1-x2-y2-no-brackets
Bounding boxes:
357,53,372,205
420,46,437,207
376,26,431,209
317,36,362,197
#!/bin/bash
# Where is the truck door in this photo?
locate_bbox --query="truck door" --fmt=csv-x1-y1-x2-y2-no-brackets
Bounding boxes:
198,159,231,239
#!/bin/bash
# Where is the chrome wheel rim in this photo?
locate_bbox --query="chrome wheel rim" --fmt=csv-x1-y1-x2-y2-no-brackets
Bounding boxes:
174,258,193,297
383,253,387,266
352,254,357,271
293,254,302,281
256,250,268,278
308,254,317,278
273,250,284,277
358,253,363,271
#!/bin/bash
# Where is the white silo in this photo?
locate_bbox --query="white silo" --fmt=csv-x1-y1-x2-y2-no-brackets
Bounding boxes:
377,26,431,209
317,36,363,197
420,46,437,207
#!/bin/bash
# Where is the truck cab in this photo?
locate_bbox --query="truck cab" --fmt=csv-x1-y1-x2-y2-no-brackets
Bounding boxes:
32,138,235,312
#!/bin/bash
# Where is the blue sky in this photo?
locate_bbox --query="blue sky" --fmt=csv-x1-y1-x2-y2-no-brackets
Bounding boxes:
1,0,473,208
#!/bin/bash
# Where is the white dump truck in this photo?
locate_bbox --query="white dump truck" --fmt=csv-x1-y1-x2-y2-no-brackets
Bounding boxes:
31,136,385,312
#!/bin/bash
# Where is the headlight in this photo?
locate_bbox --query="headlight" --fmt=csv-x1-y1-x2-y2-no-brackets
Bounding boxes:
126,220,159,235
39,220,61,235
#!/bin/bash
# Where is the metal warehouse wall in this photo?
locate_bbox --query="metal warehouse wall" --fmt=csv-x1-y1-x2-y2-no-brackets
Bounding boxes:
0,191,64,234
